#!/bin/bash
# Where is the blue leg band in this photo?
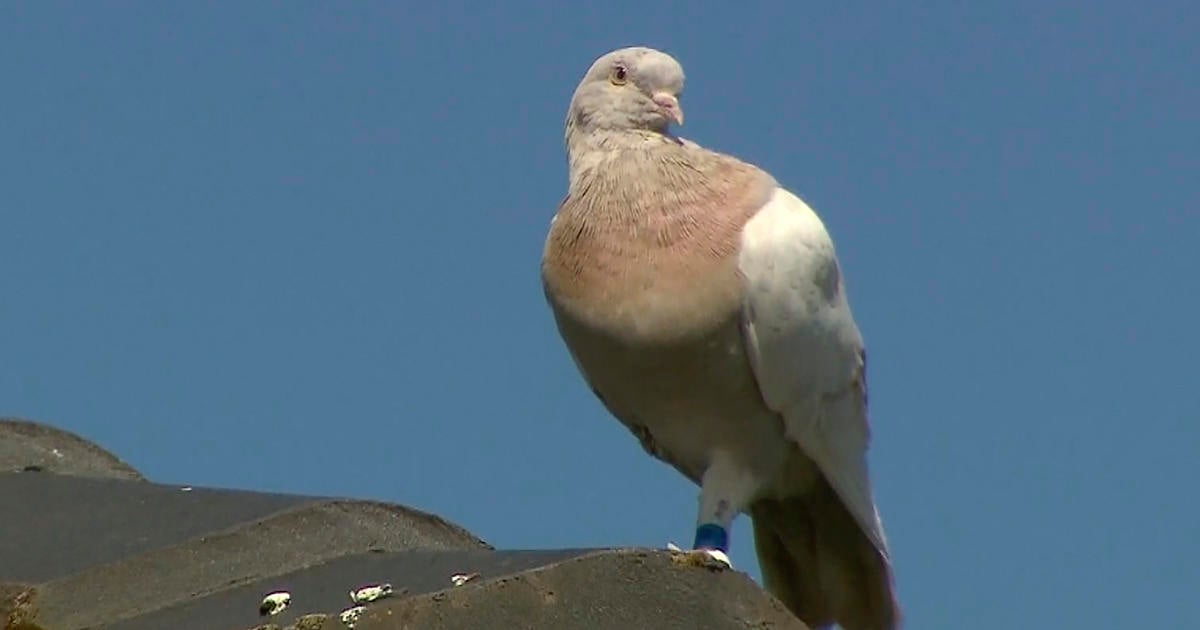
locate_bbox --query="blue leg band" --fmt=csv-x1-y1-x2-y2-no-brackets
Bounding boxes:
693,523,729,552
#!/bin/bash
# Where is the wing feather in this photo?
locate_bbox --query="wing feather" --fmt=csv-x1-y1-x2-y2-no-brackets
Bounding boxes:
739,187,890,558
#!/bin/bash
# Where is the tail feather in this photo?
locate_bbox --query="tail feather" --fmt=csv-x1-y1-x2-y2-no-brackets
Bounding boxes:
751,480,900,630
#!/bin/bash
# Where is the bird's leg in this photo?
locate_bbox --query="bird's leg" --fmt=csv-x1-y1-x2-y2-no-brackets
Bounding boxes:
672,452,760,570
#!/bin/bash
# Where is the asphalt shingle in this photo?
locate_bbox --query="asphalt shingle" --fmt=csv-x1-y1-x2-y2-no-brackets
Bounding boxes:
0,418,141,480
0,419,807,630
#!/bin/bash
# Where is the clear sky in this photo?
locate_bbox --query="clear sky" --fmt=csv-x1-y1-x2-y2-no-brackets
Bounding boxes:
2,2,1196,627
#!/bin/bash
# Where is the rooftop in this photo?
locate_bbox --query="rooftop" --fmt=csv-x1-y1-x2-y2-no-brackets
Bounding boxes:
0,417,806,630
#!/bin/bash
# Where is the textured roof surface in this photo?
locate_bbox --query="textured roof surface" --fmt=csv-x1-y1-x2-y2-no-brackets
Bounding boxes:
0,418,806,630
0,418,142,480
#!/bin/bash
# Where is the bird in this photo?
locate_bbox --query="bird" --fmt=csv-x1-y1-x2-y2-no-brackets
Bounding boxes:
540,47,899,630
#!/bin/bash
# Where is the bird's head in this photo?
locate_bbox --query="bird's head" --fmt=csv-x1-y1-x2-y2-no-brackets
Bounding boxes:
566,46,685,138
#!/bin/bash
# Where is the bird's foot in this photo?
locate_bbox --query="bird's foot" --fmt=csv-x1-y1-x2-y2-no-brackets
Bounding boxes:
667,542,732,570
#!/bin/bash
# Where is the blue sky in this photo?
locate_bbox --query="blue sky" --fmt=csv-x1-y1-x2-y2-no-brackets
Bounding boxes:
2,2,1196,627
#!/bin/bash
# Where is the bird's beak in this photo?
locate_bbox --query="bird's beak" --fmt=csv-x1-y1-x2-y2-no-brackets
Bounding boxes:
652,92,684,126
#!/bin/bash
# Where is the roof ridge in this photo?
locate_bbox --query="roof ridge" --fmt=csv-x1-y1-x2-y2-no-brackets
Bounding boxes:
28,499,488,628
0,417,143,480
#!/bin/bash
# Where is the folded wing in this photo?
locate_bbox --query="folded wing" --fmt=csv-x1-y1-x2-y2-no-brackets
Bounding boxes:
738,187,889,558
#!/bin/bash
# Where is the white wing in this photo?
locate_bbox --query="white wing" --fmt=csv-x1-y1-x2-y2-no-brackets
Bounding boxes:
738,187,890,558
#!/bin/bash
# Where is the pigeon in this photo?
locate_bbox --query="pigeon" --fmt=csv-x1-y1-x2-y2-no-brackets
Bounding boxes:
541,47,899,630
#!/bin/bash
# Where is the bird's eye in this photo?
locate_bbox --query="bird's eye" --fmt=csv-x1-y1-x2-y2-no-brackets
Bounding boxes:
610,64,628,85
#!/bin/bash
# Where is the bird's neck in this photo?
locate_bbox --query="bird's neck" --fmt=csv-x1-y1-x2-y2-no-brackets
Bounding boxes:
565,128,678,190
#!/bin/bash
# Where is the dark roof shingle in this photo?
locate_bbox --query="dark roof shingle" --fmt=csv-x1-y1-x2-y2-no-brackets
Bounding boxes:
0,419,806,630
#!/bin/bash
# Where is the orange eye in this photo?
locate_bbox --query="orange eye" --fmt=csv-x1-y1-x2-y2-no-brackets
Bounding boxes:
610,64,628,85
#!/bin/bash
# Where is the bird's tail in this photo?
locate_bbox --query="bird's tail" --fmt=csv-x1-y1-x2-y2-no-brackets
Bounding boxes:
750,480,900,630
